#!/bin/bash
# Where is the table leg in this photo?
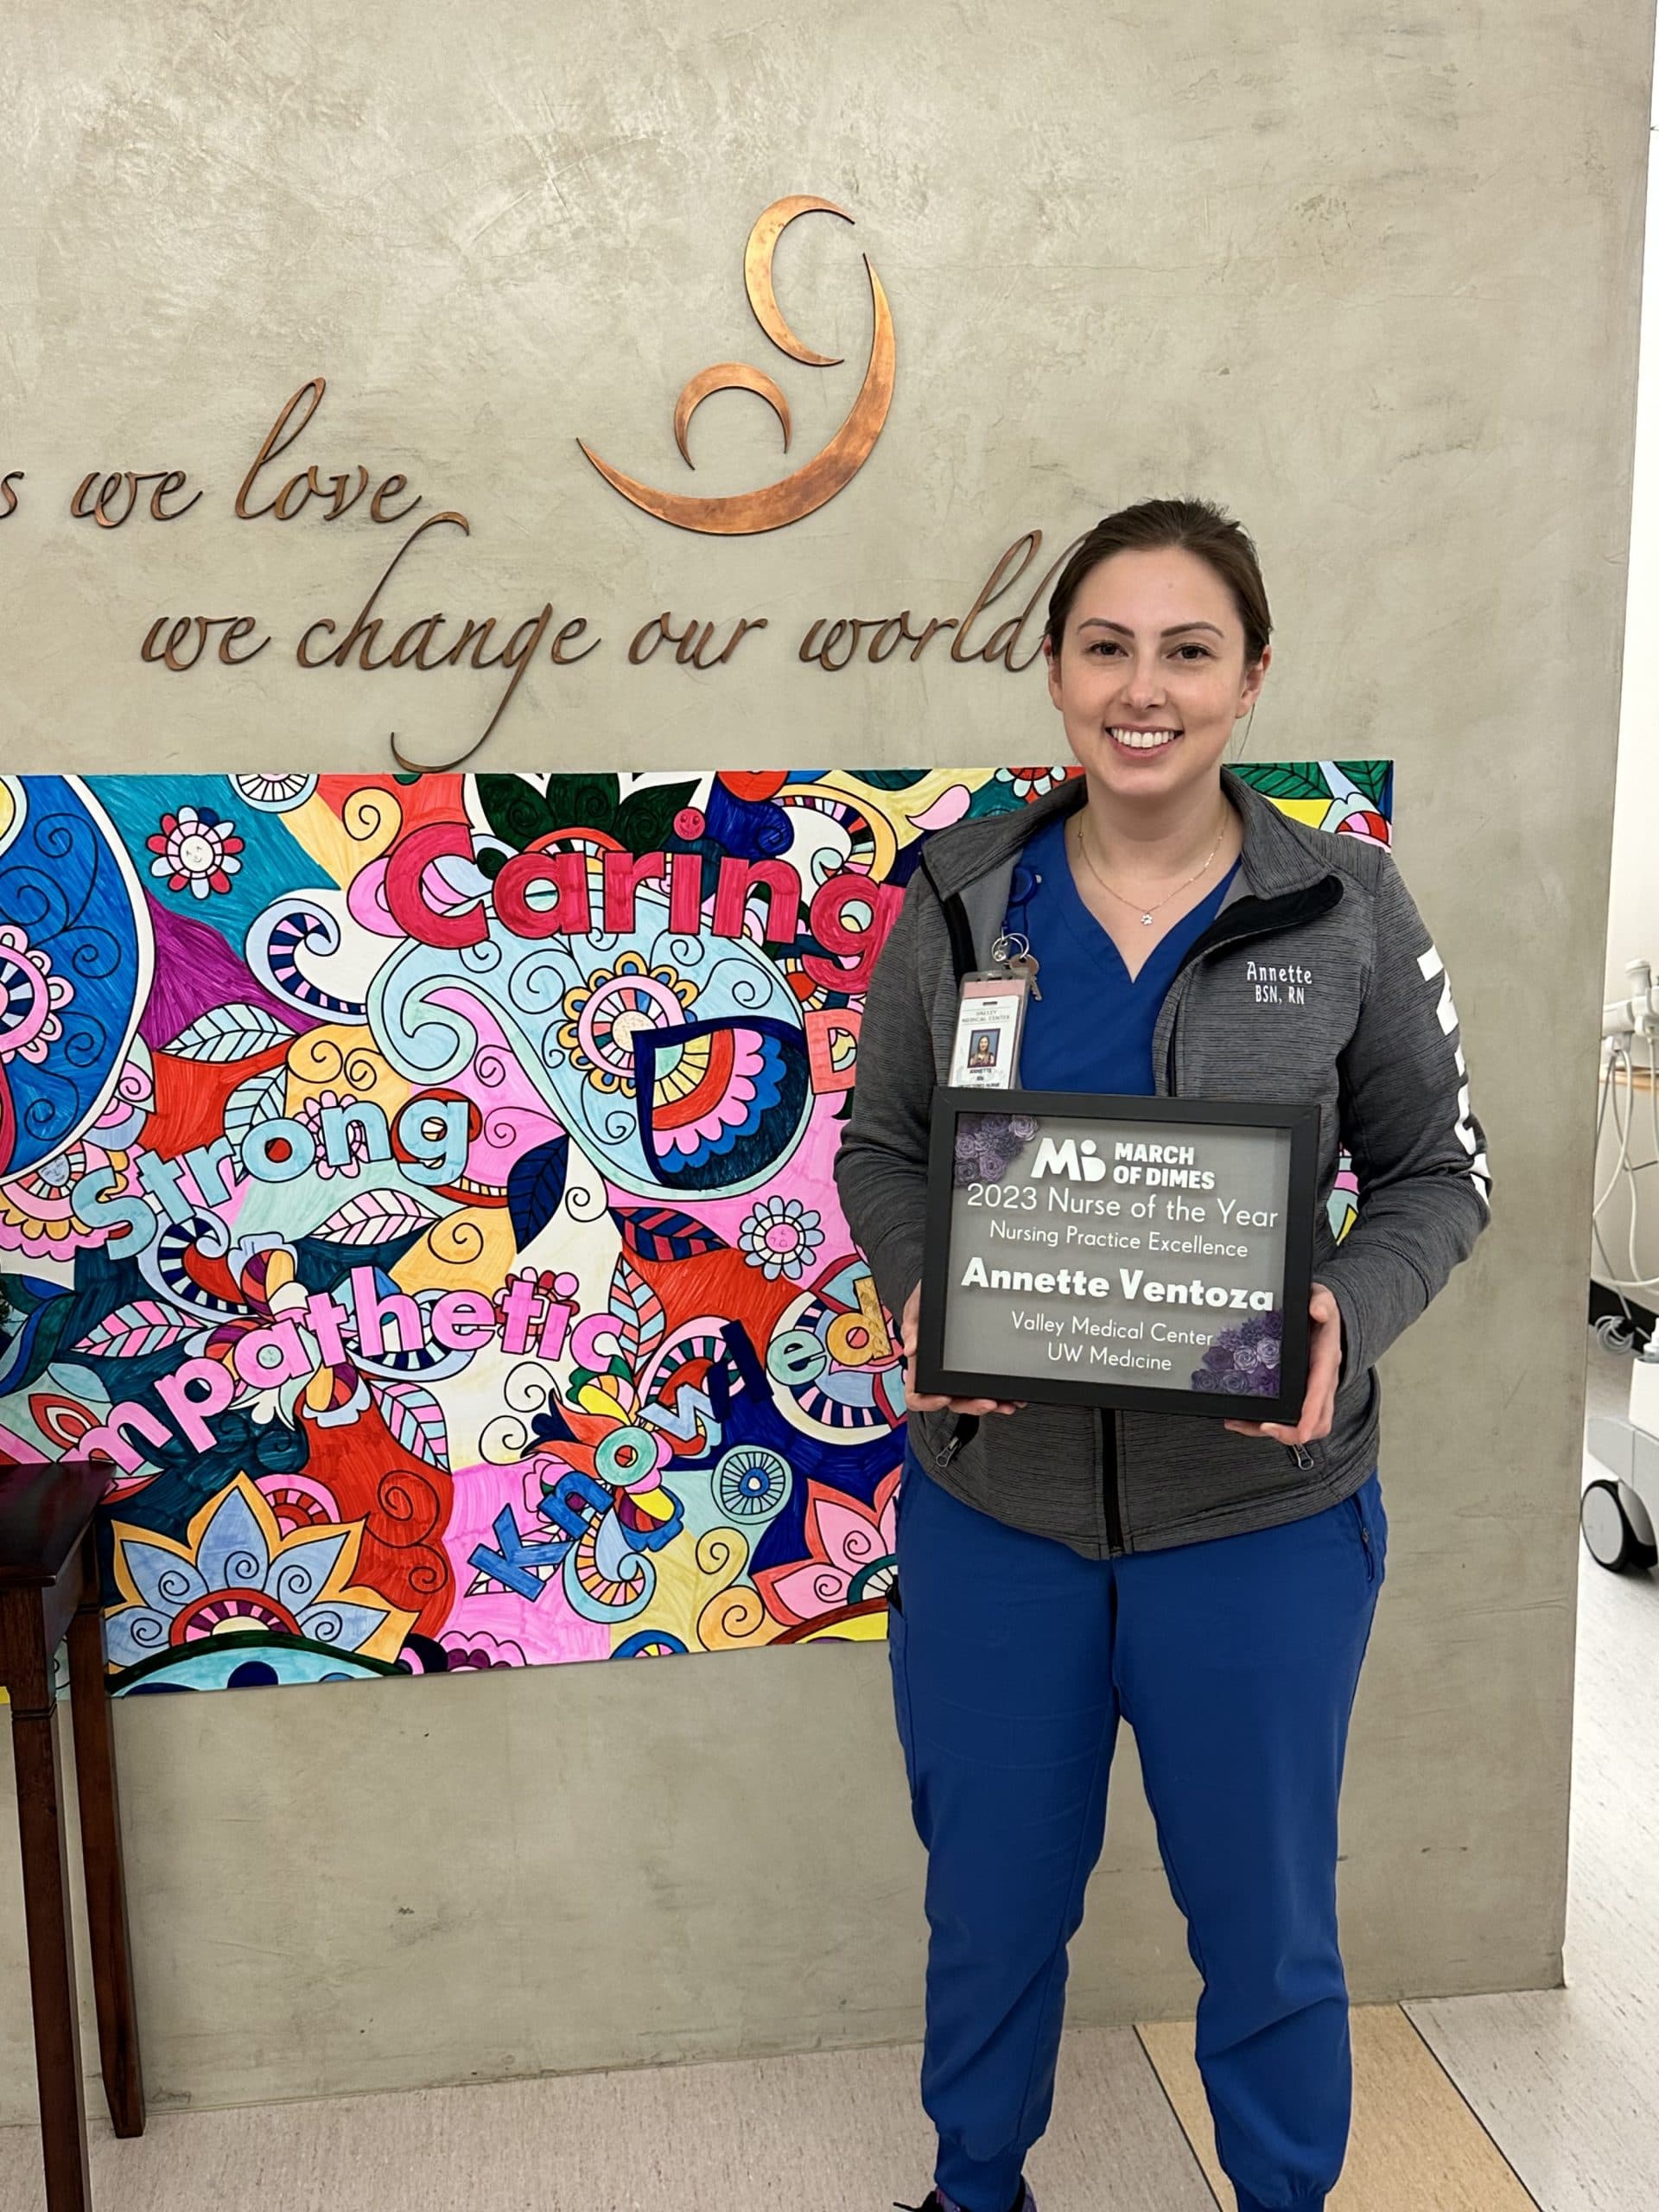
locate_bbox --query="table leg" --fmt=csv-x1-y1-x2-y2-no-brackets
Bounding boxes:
68,1544,144,2139
1,1588,93,2212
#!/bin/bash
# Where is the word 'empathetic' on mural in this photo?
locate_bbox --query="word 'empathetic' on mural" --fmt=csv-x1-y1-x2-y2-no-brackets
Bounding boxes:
0,378,1075,771
0,761,1391,1696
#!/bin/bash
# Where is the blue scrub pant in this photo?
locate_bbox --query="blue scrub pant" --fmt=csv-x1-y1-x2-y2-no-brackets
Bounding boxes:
887,1447,1386,2212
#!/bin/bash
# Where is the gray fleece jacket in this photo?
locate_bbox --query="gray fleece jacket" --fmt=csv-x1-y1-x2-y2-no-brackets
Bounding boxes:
834,768,1491,1556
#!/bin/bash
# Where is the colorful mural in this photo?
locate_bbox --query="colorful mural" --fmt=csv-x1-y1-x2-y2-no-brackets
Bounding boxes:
0,760,1391,1694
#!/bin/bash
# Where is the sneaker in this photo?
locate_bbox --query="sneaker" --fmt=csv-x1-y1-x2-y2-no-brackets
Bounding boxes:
894,2189,1036,2212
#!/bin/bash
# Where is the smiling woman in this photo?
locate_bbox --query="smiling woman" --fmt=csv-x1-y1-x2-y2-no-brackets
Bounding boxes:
835,494,1492,2212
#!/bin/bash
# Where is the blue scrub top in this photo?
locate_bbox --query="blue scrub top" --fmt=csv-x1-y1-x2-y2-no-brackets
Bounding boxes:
1006,811,1240,1096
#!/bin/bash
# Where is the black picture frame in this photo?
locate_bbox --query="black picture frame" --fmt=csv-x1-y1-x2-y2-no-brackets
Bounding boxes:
915,1087,1322,1421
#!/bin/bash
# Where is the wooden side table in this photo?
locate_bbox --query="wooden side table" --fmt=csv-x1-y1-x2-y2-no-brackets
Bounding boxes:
1,1462,145,2210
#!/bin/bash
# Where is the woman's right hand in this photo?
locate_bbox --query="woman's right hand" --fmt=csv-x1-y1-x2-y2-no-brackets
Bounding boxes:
900,1285,1026,1418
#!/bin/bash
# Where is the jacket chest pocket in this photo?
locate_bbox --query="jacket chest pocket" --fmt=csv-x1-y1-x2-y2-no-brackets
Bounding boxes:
1177,950,1359,1101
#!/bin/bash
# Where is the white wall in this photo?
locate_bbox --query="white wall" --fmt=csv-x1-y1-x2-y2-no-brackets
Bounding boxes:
1608,78,1659,1007
1597,51,1659,1304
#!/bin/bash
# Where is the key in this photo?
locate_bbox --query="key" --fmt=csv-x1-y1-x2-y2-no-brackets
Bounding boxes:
1006,952,1041,1000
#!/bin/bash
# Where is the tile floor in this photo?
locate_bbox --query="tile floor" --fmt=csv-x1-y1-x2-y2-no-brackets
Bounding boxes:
1405,1334,1659,2212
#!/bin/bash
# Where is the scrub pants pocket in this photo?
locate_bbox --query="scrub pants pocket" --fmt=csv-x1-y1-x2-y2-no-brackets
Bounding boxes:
1344,1469,1388,1595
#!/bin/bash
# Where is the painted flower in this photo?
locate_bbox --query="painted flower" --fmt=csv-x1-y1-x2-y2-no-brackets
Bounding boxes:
556,951,698,1096
0,922,73,1066
738,1194,823,1281
295,1090,370,1179
145,804,245,899
440,1630,527,1672
0,1137,136,1257
105,1473,416,1672
1332,806,1391,847
995,765,1070,803
753,1467,899,1625
650,1026,790,1162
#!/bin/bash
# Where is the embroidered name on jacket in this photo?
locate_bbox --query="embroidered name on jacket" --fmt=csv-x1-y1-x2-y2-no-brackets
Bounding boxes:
1245,957,1313,1004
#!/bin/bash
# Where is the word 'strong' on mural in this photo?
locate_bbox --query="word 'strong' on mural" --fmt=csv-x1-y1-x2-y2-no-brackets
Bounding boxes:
0,762,1391,1694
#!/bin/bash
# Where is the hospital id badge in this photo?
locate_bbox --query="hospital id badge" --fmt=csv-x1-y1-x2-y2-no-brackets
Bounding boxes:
949,970,1030,1089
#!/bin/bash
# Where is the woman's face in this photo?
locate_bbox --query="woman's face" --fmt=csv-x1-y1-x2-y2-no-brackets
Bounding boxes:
1046,546,1268,805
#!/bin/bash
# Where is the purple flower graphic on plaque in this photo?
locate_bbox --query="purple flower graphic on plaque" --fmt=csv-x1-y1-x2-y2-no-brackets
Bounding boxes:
1191,1308,1283,1396
953,1112,1042,1187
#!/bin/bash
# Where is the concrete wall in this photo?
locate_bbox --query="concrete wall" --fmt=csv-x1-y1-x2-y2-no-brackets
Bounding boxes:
1,0,1651,2120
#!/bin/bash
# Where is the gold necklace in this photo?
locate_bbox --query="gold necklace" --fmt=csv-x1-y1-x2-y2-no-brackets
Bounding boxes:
1072,808,1230,926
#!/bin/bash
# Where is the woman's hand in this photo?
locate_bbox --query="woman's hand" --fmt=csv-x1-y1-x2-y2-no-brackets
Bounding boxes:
1224,1281,1343,1448
900,1285,1026,1418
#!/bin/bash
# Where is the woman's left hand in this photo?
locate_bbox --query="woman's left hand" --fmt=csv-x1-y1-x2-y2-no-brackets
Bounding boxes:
1224,1281,1343,1448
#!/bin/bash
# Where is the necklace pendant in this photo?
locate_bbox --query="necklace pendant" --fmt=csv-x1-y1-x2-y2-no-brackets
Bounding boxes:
1141,912,1153,926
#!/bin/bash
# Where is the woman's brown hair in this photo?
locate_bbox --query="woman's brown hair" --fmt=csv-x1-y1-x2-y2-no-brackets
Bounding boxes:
1044,499,1272,668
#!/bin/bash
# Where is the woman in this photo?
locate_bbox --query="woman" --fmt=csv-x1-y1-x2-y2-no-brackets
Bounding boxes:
835,499,1491,2212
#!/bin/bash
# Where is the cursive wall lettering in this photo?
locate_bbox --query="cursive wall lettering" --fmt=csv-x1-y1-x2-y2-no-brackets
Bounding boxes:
9,377,1077,772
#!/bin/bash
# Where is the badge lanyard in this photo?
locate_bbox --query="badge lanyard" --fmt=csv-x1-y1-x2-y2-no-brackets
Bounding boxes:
948,883,1043,1090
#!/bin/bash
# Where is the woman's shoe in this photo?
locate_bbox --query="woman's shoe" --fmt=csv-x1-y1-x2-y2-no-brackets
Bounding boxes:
894,2188,1036,2212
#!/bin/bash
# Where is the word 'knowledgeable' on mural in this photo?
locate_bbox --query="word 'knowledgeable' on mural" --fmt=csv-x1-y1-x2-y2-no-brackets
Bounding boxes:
0,761,1391,1695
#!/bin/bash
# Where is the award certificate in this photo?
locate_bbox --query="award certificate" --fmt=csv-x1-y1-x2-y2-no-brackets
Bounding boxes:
915,1090,1321,1421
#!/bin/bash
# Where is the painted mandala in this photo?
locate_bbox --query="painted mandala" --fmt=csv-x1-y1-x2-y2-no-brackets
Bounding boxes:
556,951,698,1096
232,772,318,813
0,923,73,1066
105,1474,416,1679
146,804,245,899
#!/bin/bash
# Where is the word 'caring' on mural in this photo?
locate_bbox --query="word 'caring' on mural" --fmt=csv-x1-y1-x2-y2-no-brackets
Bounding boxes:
384,818,899,981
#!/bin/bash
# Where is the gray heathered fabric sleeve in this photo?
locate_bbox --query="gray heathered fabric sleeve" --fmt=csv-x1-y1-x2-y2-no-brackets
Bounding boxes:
1317,851,1492,1380
833,868,939,1329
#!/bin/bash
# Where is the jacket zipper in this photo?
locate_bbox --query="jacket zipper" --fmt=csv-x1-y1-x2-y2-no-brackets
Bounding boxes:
1102,1408,1123,1551
936,1413,976,1466
932,879,1125,1539
1162,880,1343,1478
931,873,980,984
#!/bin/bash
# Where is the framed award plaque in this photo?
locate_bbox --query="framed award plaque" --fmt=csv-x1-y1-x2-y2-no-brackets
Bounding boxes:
915,1089,1322,1421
